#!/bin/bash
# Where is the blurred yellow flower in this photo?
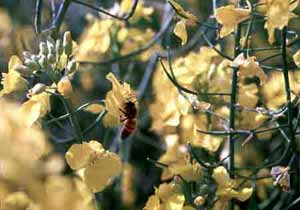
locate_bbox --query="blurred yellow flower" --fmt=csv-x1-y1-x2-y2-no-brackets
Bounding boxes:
168,0,198,25
264,0,298,44
19,92,51,127
144,182,185,210
216,5,251,38
120,0,154,22
0,55,28,98
262,71,300,110
76,18,113,62
65,140,122,192
233,53,267,85
212,166,253,209
159,135,202,181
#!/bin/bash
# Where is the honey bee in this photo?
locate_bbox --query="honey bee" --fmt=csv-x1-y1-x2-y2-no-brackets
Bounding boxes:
120,101,138,139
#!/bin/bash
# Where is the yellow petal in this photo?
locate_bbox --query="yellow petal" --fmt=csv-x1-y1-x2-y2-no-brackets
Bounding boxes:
216,5,250,38
212,166,231,187
144,195,160,210
174,20,188,45
65,142,95,170
121,0,132,14
165,194,185,210
84,152,122,192
8,55,23,72
293,49,300,67
168,0,197,24
235,187,253,201
19,100,42,127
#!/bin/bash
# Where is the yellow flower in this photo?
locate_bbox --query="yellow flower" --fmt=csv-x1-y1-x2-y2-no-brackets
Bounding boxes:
168,0,198,25
174,19,188,45
19,92,51,127
3,191,33,210
0,55,28,97
75,18,112,62
103,72,137,127
216,5,251,38
264,0,298,44
65,140,122,192
119,27,161,61
212,166,253,207
120,0,154,22
293,49,300,67
238,83,259,108
232,53,267,85
144,182,185,210
262,71,300,110
159,135,202,181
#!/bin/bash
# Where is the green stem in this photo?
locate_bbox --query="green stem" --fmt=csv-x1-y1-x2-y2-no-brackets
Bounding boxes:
60,96,84,143
228,1,241,209
281,27,296,149
51,0,72,38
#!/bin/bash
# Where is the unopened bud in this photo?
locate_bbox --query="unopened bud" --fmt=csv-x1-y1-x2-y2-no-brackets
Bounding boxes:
39,55,48,68
63,31,73,56
24,59,39,71
23,51,32,60
56,39,64,56
31,55,40,63
66,60,77,74
47,53,56,64
13,65,32,77
28,83,46,97
194,196,205,206
57,76,73,97
47,40,55,55
39,42,48,56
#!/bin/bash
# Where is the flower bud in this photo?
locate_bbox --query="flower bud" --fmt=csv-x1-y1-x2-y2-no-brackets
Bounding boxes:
39,55,48,69
66,60,77,74
57,76,73,97
24,59,40,71
63,31,73,56
31,55,40,63
47,40,55,55
28,83,46,97
13,64,32,77
47,53,56,64
23,51,32,60
39,42,48,56
56,39,64,56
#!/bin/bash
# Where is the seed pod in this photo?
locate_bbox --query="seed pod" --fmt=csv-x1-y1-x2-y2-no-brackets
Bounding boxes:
63,31,73,56
57,76,73,97
24,59,40,71
13,64,32,77
39,42,48,56
66,60,77,74
39,55,48,69
56,39,64,56
28,83,46,97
